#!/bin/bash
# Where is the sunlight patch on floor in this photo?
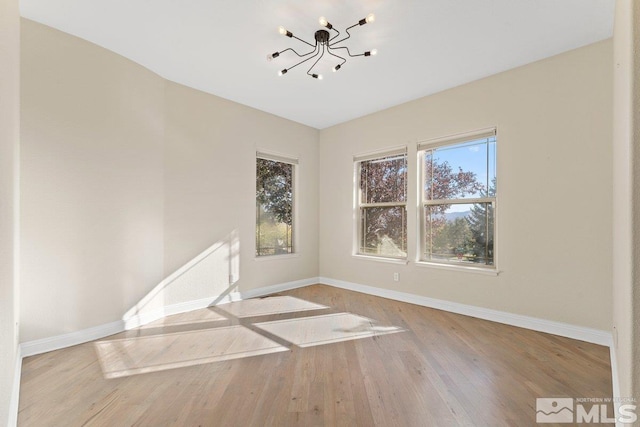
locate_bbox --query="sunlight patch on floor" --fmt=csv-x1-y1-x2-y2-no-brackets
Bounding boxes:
97,296,402,379
254,312,404,348
216,295,328,318
95,325,288,378
139,309,228,329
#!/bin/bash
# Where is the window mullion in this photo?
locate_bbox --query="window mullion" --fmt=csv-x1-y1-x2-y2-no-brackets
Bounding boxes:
423,197,495,206
417,133,497,268
360,202,407,208
355,152,408,259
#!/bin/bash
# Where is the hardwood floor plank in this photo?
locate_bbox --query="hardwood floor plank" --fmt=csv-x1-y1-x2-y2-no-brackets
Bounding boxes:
18,284,613,426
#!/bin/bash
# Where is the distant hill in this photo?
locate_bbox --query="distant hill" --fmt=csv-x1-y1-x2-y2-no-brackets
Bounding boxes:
444,210,471,222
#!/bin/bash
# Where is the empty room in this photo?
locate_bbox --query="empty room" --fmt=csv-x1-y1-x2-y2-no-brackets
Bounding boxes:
0,0,639,425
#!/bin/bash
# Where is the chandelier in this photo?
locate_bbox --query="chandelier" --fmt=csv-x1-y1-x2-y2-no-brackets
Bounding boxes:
267,13,377,80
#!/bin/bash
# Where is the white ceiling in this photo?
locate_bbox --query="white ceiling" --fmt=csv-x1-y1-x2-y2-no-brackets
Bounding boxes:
20,0,615,129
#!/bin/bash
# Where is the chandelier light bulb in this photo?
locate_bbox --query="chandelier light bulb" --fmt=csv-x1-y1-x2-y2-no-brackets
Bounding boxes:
318,16,333,30
267,51,280,62
269,13,377,78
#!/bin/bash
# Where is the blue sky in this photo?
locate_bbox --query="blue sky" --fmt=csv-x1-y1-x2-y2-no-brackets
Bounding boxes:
428,137,496,212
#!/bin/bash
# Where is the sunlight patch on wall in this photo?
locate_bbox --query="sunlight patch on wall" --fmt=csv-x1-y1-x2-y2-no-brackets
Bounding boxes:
122,230,240,329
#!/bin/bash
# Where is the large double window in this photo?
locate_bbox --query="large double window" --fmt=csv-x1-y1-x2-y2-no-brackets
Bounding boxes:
419,131,496,267
353,129,497,270
256,153,296,257
355,150,407,259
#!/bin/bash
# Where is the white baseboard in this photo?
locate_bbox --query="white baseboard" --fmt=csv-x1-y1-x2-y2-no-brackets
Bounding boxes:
20,276,611,355
15,275,619,424
122,294,240,330
7,347,21,427
239,277,318,299
609,344,623,427
20,320,125,358
19,277,320,358
124,277,319,330
319,276,613,347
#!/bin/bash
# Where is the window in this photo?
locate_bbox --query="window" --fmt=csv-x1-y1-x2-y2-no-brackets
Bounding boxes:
418,130,496,268
355,149,407,259
256,153,296,257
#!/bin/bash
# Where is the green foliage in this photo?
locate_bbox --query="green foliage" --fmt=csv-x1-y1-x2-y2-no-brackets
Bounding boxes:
256,159,293,226
425,154,484,214
255,208,292,256
359,155,407,254
432,217,473,257
466,178,496,264
425,162,493,264
256,159,294,256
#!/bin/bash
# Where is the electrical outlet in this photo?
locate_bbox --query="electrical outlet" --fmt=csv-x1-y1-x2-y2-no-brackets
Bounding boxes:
393,272,399,282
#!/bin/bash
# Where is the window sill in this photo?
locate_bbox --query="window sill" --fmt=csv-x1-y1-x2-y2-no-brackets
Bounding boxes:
415,261,500,276
352,254,409,265
254,253,300,262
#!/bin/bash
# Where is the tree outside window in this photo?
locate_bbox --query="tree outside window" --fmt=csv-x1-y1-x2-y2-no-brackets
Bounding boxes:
256,156,295,257
420,133,497,267
356,152,407,258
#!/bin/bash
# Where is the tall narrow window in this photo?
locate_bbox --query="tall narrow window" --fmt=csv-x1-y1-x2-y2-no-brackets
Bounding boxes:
256,153,296,257
418,130,496,268
355,149,407,259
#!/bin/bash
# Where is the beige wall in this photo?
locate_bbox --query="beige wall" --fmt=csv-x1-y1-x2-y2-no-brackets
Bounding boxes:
163,82,319,299
20,15,615,358
319,40,613,330
20,20,319,342
0,0,20,423
612,0,640,401
20,20,166,342
633,0,640,401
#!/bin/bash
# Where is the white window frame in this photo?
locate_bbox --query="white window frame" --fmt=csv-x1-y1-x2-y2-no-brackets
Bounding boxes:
353,147,408,261
255,151,298,259
417,128,497,270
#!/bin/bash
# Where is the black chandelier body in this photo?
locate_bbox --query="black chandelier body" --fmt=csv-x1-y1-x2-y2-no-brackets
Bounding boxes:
267,13,377,80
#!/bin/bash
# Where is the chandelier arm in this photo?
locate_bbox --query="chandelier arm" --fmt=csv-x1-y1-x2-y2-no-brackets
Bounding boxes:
286,45,321,72
273,14,374,77
328,23,358,47
291,34,316,48
306,44,326,76
326,48,347,66
278,47,317,58
330,46,365,58
328,27,341,42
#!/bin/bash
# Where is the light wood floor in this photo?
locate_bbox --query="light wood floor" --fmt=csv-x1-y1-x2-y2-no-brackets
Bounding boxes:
18,284,613,426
